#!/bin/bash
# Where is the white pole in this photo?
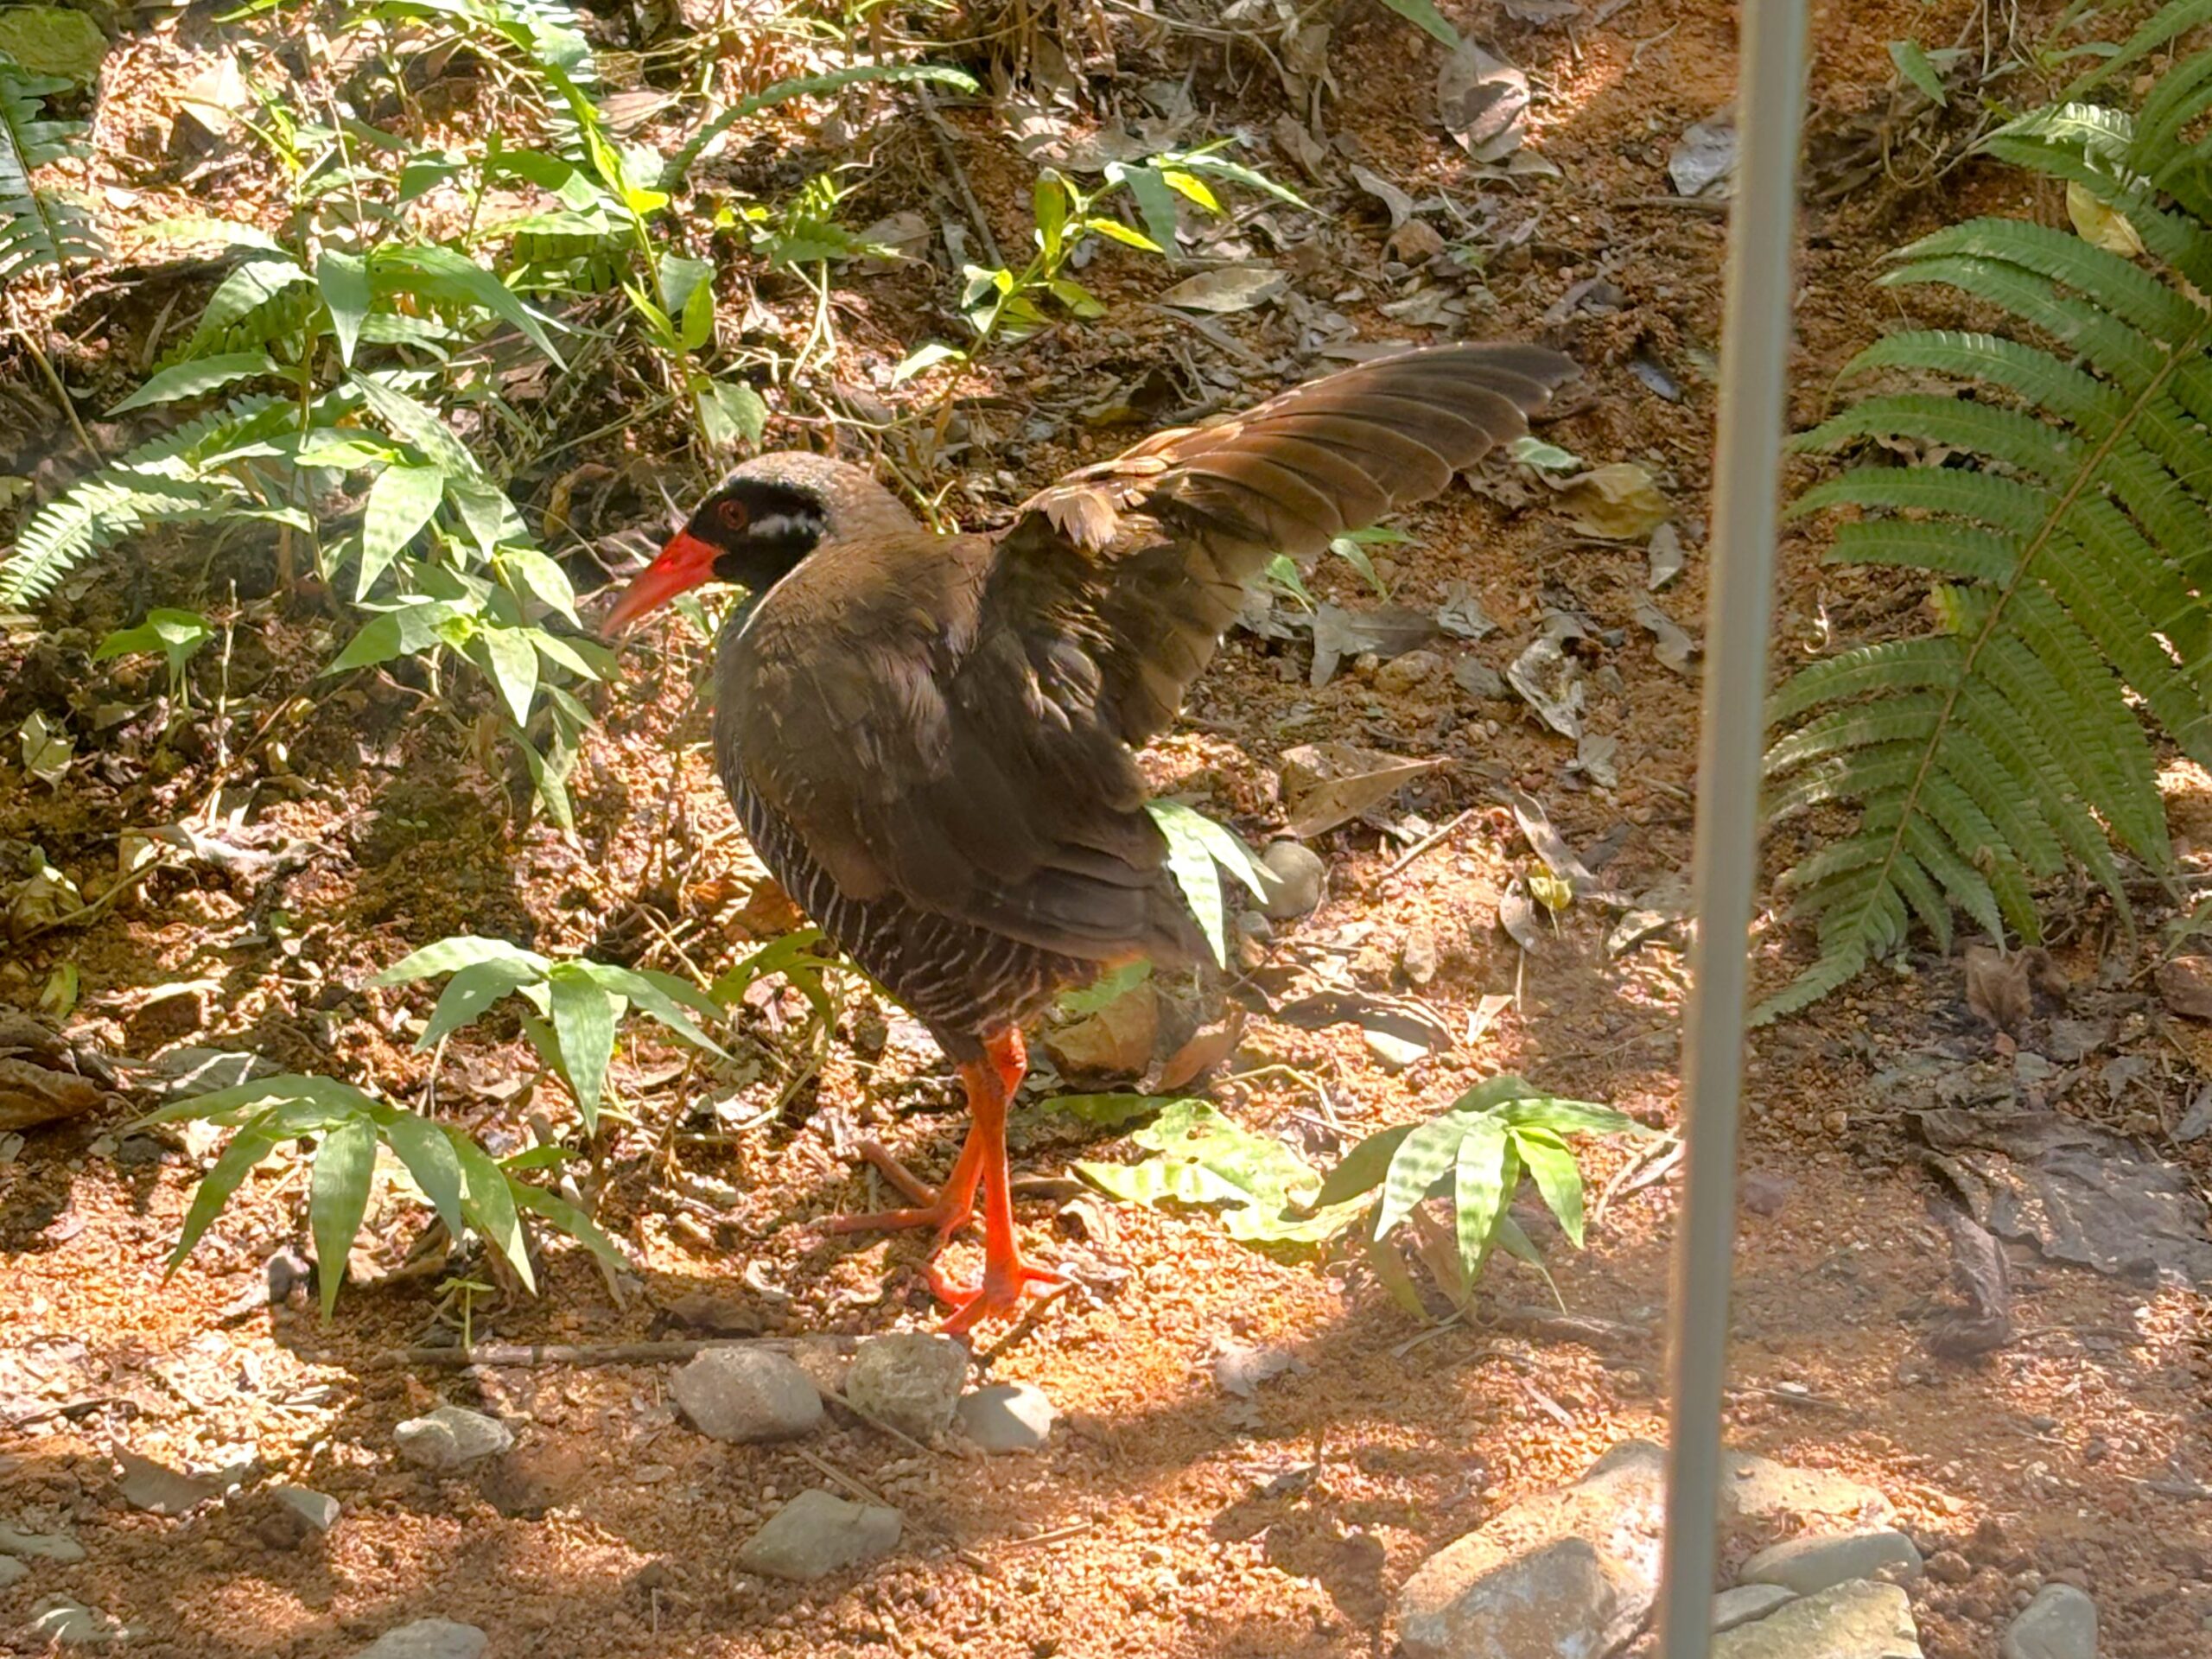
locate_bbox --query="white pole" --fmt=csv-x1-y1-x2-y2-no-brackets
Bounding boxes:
1656,0,1808,1654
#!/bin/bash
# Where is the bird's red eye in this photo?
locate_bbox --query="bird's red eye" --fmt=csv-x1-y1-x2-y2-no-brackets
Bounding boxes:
716,498,748,533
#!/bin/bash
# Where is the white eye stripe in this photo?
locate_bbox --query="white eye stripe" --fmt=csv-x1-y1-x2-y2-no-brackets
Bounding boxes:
750,513,820,541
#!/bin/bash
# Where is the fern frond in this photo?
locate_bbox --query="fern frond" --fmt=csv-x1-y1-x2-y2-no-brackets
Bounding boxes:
0,397,287,605
1758,28,2212,1019
0,60,102,283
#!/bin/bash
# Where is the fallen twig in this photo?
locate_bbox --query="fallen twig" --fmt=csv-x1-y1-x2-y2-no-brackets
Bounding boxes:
369,1336,856,1369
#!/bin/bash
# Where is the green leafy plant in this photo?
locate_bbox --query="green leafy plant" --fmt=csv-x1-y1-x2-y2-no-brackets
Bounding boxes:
94,607,213,710
1144,800,1269,967
136,1074,623,1319
894,148,1302,393
370,935,728,1129
0,54,100,283
1068,1077,1642,1311
1313,1078,1641,1308
1761,2,2212,1016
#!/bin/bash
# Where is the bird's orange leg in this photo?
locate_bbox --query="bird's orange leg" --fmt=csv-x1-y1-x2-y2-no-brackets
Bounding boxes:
925,1029,1068,1334
823,1119,988,1251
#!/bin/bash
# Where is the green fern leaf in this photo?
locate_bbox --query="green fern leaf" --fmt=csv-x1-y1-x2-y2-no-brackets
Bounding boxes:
1760,35,2212,1017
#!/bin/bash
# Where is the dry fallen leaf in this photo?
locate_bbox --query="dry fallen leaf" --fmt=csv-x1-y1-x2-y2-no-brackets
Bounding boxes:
1505,635,1584,740
1560,463,1673,540
1669,109,1738,198
1438,43,1529,164
1155,265,1285,313
1498,880,1544,951
1965,944,2032,1035
1044,977,1160,1076
1350,164,1417,231
2066,181,2145,257
1278,742,1441,838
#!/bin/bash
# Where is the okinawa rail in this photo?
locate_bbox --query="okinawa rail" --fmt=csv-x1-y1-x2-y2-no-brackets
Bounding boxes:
604,341,1579,1332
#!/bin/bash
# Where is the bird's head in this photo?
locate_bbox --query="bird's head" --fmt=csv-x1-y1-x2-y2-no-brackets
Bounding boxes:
601,451,909,637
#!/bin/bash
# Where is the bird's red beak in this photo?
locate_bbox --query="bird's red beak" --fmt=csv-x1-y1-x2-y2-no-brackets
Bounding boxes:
601,528,718,639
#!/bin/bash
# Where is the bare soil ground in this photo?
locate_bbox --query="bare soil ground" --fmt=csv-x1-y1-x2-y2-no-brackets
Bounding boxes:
3,1,2209,1656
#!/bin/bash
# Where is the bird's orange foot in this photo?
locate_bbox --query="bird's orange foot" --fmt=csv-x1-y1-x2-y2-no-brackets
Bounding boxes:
926,1254,1071,1335
823,1139,975,1242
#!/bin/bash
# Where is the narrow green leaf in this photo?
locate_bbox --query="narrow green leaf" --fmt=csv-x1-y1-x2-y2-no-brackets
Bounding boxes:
358,463,444,599
1376,1114,1467,1239
1145,799,1268,969
1313,1122,1415,1208
1452,1117,1511,1282
383,1109,466,1240
318,248,370,366
572,961,728,1056
372,934,549,985
165,1113,279,1269
497,545,580,623
449,1128,534,1292
1889,38,1949,105
477,623,541,725
419,957,541,1046
1511,1128,1586,1247
377,245,566,365
308,1116,378,1319
109,353,278,414
1375,0,1460,46
547,963,617,1127
509,1179,627,1272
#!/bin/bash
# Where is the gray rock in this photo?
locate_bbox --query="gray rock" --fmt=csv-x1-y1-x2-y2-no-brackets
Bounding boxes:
1257,841,1326,920
671,1348,821,1443
957,1383,1056,1452
0,1526,85,1562
1713,1580,1920,1659
26,1597,132,1646
0,1556,27,1587
1721,1452,1893,1526
1741,1529,1923,1595
117,1450,218,1515
1397,1439,1668,1659
350,1619,489,1659
273,1486,340,1532
845,1333,968,1442
393,1406,514,1471
738,1489,901,1581
2003,1584,2097,1659
1453,656,1506,700
1714,1585,1796,1631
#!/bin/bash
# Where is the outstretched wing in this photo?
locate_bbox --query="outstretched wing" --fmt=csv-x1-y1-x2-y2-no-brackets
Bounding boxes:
727,343,1578,967
995,340,1578,742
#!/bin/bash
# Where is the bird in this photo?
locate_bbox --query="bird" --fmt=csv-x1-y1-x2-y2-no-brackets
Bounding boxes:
602,341,1579,1332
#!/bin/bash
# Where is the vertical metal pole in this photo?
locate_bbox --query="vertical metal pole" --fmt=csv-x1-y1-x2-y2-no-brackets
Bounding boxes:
1656,0,1808,1655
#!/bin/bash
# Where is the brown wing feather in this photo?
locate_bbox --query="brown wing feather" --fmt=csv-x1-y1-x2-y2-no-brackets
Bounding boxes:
727,342,1577,968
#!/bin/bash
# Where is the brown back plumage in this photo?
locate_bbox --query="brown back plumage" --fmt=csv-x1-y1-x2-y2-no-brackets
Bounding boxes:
719,343,1577,1007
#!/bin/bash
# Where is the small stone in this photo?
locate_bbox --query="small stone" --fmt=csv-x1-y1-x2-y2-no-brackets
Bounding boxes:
392,1405,514,1471
1713,1580,1920,1658
845,1333,969,1442
117,1449,218,1515
1401,930,1440,986
1741,1529,1924,1595
1376,649,1446,693
1453,656,1505,699
273,1486,340,1532
1365,1029,1428,1070
350,1618,490,1659
0,1556,28,1587
957,1383,1056,1452
738,1489,901,1581
2003,1583,2097,1659
671,1348,822,1443
1926,1549,1971,1585
0,1526,85,1562
26,1597,133,1646
1721,1452,1892,1525
1258,841,1327,920
1713,1584,1795,1630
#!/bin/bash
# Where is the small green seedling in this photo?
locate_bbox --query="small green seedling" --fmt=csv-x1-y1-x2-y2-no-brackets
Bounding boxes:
372,935,728,1130
94,608,213,710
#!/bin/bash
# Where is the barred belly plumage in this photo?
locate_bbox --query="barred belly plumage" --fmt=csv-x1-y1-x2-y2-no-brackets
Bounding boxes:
725,769,1083,1061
